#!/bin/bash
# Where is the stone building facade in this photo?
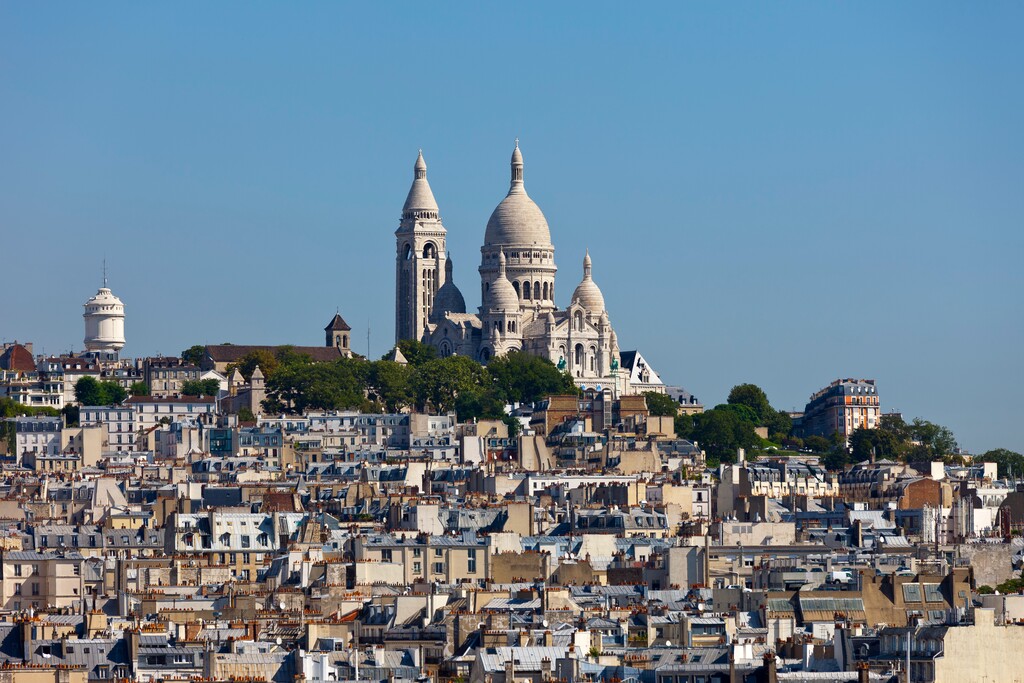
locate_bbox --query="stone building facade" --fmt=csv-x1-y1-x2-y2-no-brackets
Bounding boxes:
395,142,635,394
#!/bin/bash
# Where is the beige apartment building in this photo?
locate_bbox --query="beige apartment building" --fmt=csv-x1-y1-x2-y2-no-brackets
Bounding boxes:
0,550,86,611
351,533,490,586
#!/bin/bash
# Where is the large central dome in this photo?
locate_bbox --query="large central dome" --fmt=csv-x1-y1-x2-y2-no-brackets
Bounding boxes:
484,142,553,247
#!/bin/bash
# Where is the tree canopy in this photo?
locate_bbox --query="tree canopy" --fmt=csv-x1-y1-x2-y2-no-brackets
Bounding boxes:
728,384,772,423
74,377,127,406
643,391,679,417
979,448,1024,479
487,351,578,404
181,345,206,366
182,379,221,397
254,345,575,423
391,339,437,368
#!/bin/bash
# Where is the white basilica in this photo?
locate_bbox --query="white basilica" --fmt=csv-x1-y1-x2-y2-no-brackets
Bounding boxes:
395,142,644,395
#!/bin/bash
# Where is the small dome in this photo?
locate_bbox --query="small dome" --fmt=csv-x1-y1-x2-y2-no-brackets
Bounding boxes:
402,150,440,219
487,250,520,311
484,141,553,247
430,257,467,323
85,287,124,309
571,250,606,314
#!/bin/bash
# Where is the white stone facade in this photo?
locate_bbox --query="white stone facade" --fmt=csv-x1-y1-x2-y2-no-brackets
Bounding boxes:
397,142,627,393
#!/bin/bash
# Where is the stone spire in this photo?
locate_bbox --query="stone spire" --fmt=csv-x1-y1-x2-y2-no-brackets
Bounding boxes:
571,249,606,314
402,150,440,219
509,139,524,193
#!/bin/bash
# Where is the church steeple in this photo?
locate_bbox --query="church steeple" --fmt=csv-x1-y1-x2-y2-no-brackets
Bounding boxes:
509,139,524,192
396,149,447,343
402,150,440,220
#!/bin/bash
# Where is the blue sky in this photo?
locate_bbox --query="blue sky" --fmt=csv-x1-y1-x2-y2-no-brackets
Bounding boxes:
2,4,1021,453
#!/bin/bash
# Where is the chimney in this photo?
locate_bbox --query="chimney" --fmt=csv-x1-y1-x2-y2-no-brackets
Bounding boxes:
543,629,553,647
763,651,777,683
857,662,870,683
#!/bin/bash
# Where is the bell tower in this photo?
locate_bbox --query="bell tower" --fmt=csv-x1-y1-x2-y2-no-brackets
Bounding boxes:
396,150,447,343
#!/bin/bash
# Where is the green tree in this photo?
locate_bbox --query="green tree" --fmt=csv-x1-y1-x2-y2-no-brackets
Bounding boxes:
412,355,491,413
727,384,773,424
453,385,506,423
182,379,221,397
804,435,832,454
674,412,695,441
909,418,958,458
487,351,578,404
392,339,437,368
181,345,206,366
643,391,679,417
689,407,759,462
265,356,369,414
74,377,103,405
766,410,793,442
980,448,1024,479
880,413,910,441
822,448,851,471
74,377,127,405
129,382,149,396
368,360,414,412
238,406,255,423
226,348,282,381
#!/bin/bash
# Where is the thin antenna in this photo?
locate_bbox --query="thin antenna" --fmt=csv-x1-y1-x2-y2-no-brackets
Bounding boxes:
102,258,107,288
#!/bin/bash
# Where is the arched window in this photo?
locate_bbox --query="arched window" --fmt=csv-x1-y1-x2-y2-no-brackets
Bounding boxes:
423,243,436,259
574,311,583,331
542,282,549,300
342,335,348,348
523,281,531,300
574,343,584,368
480,348,491,362
534,281,541,300
590,346,597,372
404,244,412,260
512,281,520,297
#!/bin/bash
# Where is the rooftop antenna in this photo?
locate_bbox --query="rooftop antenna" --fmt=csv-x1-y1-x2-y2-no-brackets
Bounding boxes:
102,258,107,288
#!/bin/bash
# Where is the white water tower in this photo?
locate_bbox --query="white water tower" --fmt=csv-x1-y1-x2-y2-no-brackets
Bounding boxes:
83,268,125,355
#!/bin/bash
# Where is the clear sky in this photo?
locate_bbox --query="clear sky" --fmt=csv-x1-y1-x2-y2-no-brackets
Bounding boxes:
2,4,1021,453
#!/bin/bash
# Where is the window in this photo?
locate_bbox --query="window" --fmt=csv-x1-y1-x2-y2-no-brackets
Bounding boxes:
433,562,444,574
31,583,39,596
14,565,22,577
435,548,443,557
923,584,944,603
381,549,393,563
413,562,422,573
467,548,477,574
241,536,251,549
